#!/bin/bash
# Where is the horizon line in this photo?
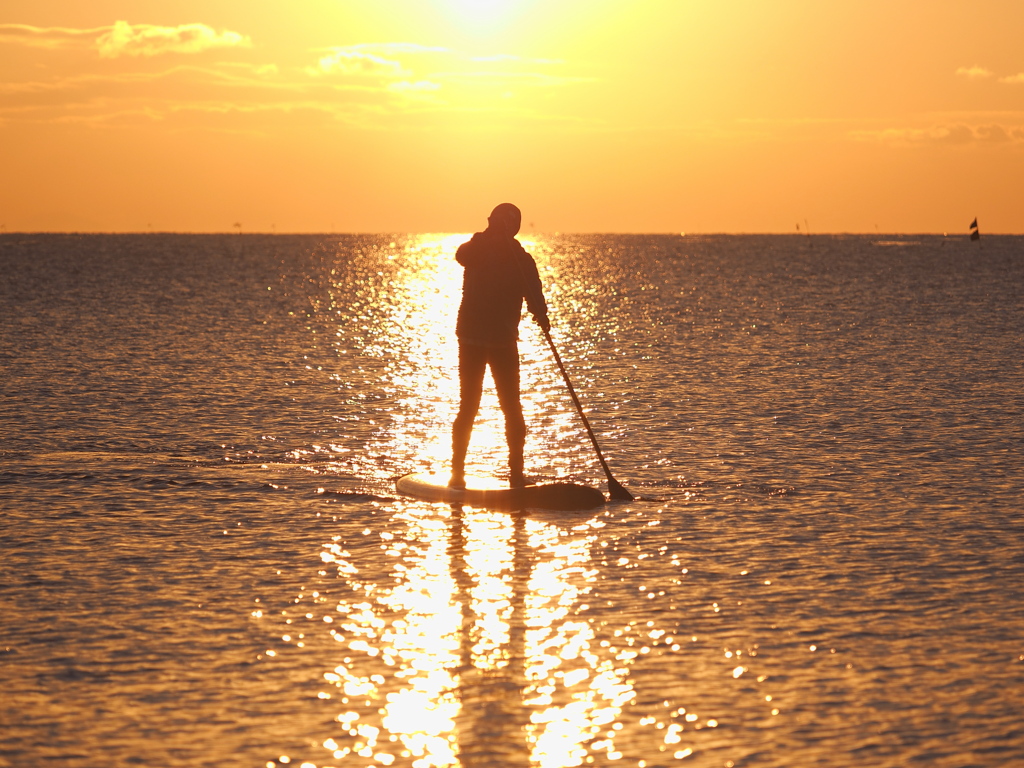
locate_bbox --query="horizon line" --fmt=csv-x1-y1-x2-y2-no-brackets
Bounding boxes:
0,230,1014,237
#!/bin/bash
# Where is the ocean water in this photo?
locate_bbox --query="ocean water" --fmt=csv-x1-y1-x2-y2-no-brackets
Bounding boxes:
1,232,1022,768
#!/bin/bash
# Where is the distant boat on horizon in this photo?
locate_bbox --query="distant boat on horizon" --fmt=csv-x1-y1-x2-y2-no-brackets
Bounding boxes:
970,217,980,241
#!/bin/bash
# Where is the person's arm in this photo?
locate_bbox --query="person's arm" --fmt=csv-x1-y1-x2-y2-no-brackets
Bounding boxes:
456,234,484,266
521,254,550,331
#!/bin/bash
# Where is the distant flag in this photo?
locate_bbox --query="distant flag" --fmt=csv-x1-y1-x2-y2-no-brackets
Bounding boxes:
969,217,980,241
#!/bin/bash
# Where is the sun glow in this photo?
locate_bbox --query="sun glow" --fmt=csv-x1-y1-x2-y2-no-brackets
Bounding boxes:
6,2,1023,232
443,0,526,32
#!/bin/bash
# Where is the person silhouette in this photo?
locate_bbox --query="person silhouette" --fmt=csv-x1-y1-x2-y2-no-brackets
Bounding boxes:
450,203,549,489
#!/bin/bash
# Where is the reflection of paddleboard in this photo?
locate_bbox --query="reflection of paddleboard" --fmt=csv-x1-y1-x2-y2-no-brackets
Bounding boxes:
396,473,605,511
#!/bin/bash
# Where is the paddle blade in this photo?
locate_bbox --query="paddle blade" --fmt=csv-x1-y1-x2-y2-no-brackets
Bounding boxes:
607,476,635,501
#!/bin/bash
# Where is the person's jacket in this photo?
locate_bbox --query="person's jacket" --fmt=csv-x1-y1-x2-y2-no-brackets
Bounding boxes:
455,229,547,347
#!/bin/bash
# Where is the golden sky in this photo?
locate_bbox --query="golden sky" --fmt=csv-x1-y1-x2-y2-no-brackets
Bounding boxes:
2,0,1022,233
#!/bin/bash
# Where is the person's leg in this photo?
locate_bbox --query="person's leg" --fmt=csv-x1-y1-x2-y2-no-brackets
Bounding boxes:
490,343,526,487
451,342,487,487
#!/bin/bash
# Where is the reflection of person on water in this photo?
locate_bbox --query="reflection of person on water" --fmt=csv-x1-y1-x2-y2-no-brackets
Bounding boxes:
449,507,533,764
450,203,549,489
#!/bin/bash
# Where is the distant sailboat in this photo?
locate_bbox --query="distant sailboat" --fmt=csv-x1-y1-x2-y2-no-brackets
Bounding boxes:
970,218,980,241
797,220,812,246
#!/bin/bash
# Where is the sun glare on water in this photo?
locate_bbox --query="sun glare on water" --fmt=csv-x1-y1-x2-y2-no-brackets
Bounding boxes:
316,507,638,766
355,233,561,483
374,233,511,478
270,233,708,767
307,231,602,490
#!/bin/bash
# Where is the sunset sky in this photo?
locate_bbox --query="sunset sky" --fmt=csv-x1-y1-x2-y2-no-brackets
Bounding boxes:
2,1,1022,233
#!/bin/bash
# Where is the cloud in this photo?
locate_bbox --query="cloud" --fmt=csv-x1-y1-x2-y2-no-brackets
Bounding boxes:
0,23,105,49
440,70,591,88
0,64,397,130
851,123,1024,145
388,80,442,93
303,43,582,88
96,21,250,58
308,48,406,77
954,66,1024,84
955,65,994,79
0,21,250,57
306,44,450,78
470,54,564,65
357,43,449,56
0,34,590,130
973,124,1017,142
471,54,522,63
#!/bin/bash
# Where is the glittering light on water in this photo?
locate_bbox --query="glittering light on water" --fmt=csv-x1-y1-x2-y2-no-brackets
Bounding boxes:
310,502,691,767
280,236,711,766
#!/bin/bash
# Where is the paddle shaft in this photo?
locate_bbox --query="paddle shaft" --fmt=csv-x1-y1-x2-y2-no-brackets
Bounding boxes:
541,326,634,501
510,250,633,500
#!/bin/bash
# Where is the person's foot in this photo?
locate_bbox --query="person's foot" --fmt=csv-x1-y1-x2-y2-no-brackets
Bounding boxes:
448,472,466,490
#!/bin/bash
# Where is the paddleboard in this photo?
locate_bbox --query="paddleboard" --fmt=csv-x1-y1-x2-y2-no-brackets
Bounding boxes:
396,473,605,511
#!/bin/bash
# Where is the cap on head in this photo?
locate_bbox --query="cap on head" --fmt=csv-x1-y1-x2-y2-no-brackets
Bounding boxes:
488,203,521,236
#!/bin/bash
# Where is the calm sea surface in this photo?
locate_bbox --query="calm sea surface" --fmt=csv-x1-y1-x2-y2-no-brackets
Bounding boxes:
1,233,1022,768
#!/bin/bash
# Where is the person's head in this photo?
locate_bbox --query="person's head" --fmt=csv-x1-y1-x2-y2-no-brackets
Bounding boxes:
487,203,521,237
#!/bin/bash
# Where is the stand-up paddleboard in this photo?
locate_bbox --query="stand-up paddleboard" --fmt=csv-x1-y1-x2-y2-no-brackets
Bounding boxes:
396,473,605,511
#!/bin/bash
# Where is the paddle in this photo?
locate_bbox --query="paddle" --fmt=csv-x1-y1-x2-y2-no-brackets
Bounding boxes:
540,326,634,501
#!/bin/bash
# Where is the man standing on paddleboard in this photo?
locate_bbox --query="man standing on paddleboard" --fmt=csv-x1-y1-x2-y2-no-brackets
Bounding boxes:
450,203,549,489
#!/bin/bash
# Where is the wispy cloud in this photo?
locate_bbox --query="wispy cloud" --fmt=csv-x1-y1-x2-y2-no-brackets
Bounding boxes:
356,43,450,56
308,48,406,78
0,64,406,131
0,21,250,57
470,54,565,65
294,41,589,119
955,65,994,79
219,62,279,77
97,21,250,58
439,69,591,88
306,43,452,78
0,30,591,130
851,123,1024,145
954,65,1024,85
388,80,442,93
0,23,103,49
